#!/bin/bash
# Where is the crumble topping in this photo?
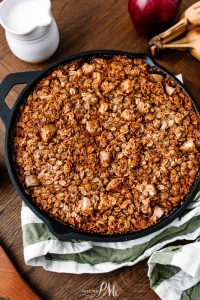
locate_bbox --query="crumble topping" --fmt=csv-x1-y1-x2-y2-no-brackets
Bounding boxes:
13,55,200,234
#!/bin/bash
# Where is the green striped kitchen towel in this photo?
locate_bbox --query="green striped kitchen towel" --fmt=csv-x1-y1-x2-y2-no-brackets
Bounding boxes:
22,192,200,300
148,238,200,300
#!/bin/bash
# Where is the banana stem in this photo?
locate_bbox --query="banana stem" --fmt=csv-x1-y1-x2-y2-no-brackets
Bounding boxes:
161,34,193,50
148,18,189,56
158,18,188,44
149,18,188,49
162,43,192,49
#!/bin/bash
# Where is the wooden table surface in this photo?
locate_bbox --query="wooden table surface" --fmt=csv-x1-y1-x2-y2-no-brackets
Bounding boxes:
0,1,199,299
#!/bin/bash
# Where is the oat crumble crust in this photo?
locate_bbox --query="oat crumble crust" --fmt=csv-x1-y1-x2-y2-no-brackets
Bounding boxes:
13,56,200,234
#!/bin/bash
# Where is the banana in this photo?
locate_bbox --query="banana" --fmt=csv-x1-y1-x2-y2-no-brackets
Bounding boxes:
149,1,200,57
154,27,200,62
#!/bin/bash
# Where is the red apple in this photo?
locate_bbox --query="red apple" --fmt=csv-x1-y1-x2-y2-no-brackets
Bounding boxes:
128,0,182,37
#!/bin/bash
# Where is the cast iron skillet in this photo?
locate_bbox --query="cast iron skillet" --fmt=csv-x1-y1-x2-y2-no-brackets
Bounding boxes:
0,50,200,242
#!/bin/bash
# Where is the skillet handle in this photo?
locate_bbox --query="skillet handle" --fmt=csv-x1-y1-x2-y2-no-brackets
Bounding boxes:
0,71,43,128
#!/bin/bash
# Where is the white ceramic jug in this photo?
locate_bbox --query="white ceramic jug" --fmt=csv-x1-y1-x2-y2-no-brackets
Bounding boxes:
0,0,59,63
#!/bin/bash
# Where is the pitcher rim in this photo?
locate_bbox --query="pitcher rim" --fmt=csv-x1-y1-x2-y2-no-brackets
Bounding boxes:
0,0,52,35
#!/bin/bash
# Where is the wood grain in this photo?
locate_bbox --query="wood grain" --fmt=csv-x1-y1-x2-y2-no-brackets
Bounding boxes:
0,245,41,300
0,1,199,299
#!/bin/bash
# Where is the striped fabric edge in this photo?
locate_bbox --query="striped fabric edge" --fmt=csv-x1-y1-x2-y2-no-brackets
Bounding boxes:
21,205,43,225
24,214,200,273
148,240,200,300
181,281,200,300
25,259,136,274
24,240,93,261
171,241,200,277
148,245,183,266
154,270,200,300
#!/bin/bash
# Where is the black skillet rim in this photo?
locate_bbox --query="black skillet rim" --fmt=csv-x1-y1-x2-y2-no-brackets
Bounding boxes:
4,50,200,241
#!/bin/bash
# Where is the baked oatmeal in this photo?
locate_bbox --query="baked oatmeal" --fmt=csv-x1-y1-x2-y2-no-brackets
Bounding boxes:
13,55,200,234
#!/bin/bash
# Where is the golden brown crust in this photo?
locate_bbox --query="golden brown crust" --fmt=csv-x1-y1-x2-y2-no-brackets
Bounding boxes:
13,56,200,234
